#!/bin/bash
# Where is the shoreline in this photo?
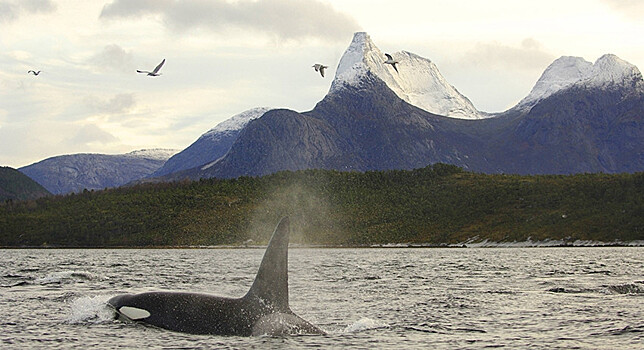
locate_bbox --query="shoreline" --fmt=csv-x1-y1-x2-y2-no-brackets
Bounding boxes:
2,240,643,249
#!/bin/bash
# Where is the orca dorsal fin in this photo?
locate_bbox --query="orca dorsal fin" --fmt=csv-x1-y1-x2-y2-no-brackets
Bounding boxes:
245,216,290,312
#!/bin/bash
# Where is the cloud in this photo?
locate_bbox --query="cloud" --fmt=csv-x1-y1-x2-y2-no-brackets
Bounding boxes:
0,2,19,23
100,0,359,42
86,93,137,115
601,0,644,21
0,0,56,23
68,124,119,146
89,44,134,73
464,38,556,71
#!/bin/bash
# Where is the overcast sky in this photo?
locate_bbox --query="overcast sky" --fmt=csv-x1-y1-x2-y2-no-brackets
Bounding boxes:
1,0,642,168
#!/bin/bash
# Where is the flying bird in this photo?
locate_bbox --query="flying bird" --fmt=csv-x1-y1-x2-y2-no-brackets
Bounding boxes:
384,53,399,73
137,59,165,76
312,63,328,77
27,70,41,76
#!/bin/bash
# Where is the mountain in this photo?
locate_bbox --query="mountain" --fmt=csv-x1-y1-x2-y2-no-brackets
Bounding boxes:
151,107,272,177
0,166,51,201
152,33,486,179
164,32,643,180
489,53,644,174
20,149,177,195
209,77,487,178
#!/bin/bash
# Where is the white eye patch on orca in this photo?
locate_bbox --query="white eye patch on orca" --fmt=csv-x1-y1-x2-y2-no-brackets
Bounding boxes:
118,306,151,320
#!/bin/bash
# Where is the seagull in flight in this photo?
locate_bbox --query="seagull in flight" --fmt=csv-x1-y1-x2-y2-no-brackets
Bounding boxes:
137,59,165,76
27,70,41,76
312,63,328,77
384,53,399,73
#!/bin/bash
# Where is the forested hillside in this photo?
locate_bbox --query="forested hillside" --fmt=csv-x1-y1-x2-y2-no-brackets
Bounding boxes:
1,164,642,247
0,167,51,202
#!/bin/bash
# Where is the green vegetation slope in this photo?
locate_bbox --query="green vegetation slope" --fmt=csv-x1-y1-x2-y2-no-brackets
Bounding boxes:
0,164,642,247
0,166,51,202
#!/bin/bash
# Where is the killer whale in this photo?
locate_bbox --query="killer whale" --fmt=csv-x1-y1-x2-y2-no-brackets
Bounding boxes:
108,217,324,336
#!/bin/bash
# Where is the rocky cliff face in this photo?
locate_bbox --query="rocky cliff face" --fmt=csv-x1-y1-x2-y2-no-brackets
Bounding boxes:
489,84,644,174
180,73,491,180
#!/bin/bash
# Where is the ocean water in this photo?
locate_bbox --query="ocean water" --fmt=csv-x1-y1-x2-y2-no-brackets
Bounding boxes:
1,247,642,349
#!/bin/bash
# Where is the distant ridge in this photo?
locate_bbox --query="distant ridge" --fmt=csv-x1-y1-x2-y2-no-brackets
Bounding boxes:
19,149,177,195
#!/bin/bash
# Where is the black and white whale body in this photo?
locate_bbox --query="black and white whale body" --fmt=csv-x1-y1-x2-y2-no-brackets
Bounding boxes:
108,217,324,336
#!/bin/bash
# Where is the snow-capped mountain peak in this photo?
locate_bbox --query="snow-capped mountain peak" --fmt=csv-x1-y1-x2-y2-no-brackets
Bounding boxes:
516,54,643,110
515,56,593,110
331,32,484,120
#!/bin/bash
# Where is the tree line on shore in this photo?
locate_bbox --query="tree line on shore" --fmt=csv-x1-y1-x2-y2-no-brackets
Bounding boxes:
1,164,642,247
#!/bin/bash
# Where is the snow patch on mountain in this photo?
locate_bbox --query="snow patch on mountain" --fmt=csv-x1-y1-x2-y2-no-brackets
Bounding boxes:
125,148,178,161
516,54,643,111
582,54,643,88
331,32,485,120
150,107,274,177
203,107,272,137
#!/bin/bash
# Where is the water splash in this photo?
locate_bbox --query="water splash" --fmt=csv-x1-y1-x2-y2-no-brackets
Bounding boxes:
66,295,115,324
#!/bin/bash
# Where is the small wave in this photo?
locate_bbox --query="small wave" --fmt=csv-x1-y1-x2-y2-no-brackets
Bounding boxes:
402,326,440,334
454,327,487,334
610,325,644,335
548,283,644,295
547,287,591,294
343,317,389,333
19,268,40,272
35,271,97,285
339,276,381,282
605,284,644,295
485,290,518,295
66,295,116,324
1,281,31,288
